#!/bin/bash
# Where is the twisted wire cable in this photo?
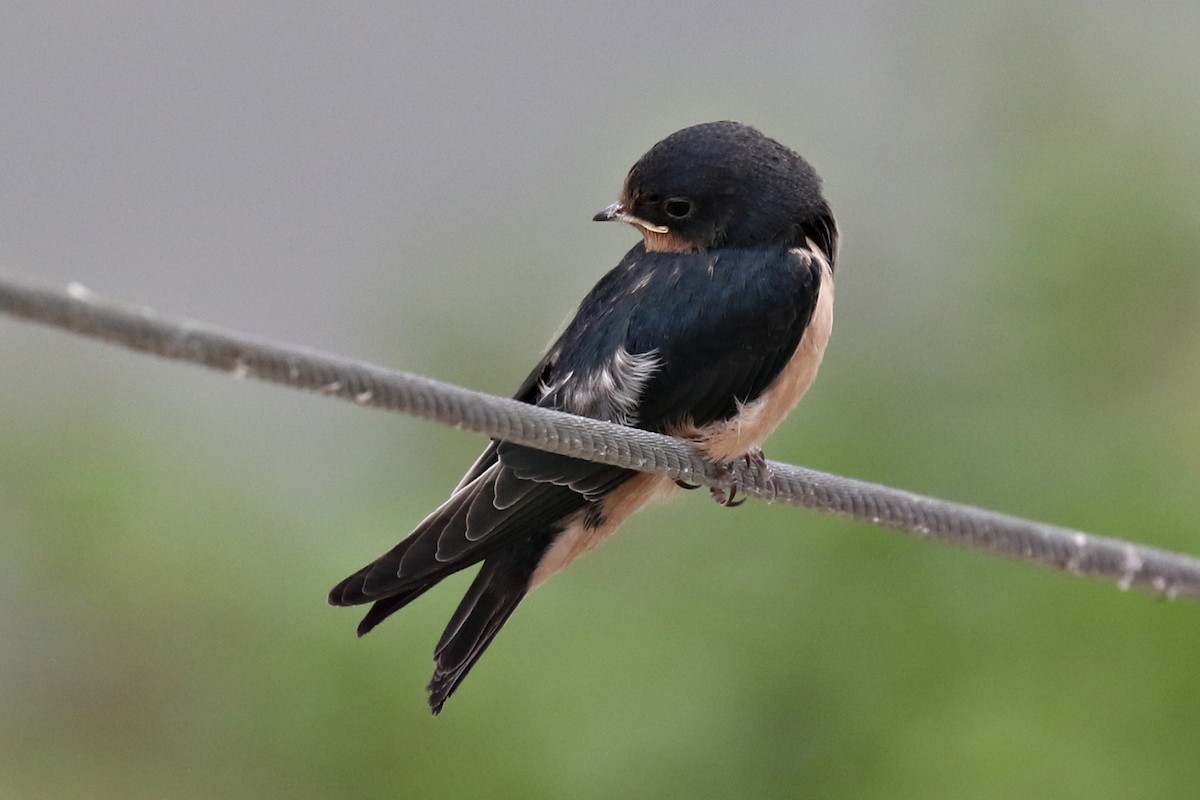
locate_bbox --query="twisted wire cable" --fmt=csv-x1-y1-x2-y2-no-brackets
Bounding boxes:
3,271,1198,601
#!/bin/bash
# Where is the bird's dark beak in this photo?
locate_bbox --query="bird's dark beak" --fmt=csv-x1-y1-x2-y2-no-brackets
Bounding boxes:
593,202,624,223
592,201,670,233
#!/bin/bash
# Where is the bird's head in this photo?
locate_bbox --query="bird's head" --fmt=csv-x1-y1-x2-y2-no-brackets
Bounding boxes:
594,121,833,255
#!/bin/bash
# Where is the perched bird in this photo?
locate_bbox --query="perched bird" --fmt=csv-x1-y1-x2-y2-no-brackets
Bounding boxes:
329,121,839,713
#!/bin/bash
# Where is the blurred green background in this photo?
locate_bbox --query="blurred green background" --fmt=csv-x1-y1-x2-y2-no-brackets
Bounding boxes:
3,3,1199,798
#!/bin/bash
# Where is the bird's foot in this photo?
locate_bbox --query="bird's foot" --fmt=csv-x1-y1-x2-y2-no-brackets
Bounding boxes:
708,448,772,508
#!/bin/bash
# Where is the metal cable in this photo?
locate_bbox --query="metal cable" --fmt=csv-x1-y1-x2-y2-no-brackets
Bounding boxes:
3,271,1199,601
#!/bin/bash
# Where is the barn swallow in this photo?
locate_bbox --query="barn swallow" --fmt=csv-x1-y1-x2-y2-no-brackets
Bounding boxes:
329,121,839,713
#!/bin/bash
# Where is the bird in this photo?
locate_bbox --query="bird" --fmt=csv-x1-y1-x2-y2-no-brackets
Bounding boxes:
328,121,839,714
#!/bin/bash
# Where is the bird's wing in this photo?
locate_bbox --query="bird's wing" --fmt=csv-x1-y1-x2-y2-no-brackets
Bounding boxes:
331,459,601,633
329,340,628,623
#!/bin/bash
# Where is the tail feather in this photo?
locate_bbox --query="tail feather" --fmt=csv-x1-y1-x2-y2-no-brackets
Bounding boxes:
355,579,439,637
425,528,555,714
426,567,526,714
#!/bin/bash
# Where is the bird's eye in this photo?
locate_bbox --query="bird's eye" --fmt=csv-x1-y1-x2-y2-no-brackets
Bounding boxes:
663,198,694,219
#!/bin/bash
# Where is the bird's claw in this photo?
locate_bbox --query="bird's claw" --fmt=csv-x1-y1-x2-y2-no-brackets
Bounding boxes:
709,483,746,507
743,448,773,482
675,477,702,490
